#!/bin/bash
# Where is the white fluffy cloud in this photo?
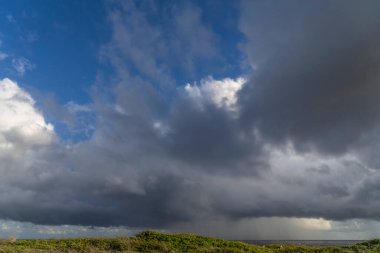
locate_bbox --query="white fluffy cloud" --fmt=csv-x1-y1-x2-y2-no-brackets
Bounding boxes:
0,78,54,152
184,76,246,111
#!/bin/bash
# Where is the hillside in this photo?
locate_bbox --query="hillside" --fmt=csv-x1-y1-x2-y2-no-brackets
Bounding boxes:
0,230,379,252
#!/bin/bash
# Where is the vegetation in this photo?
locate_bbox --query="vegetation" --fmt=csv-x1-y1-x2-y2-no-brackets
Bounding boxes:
0,230,379,253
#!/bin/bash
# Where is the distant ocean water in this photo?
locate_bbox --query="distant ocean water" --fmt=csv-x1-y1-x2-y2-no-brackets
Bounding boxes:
241,240,365,246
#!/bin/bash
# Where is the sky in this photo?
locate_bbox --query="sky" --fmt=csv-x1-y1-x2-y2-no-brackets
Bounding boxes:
1,0,380,240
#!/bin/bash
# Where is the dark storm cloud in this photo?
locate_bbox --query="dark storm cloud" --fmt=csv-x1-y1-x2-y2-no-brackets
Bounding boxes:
163,98,262,171
0,173,189,227
239,0,380,155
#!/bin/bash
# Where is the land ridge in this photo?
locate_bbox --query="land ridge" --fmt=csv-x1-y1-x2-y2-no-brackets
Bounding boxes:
0,230,379,252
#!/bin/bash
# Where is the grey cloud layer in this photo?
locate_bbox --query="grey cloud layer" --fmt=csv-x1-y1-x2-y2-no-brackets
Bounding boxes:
239,0,380,155
2,0,380,234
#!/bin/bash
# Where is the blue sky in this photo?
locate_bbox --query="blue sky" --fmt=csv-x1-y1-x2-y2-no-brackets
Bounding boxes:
0,0,243,102
0,1,107,103
0,0,245,141
1,0,380,240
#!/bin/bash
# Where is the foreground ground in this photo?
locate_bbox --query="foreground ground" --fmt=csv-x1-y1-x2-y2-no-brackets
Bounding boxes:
0,230,379,253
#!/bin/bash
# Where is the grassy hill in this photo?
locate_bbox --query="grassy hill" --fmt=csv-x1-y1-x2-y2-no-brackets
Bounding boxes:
0,230,379,252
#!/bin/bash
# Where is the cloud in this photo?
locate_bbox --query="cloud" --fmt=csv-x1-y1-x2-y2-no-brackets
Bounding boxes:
184,76,245,112
162,94,260,170
171,217,380,240
41,96,95,139
171,2,219,75
6,14,16,23
20,32,39,43
102,1,174,86
0,78,54,152
0,52,7,61
12,58,35,76
25,32,39,43
102,0,219,86
238,0,380,155
65,101,92,114
171,217,334,240
0,219,137,239
3,0,380,240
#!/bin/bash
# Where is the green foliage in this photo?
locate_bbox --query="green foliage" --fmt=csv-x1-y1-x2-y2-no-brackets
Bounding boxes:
0,230,378,253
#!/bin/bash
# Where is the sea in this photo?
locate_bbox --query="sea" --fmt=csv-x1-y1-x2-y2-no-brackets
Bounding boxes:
241,240,365,246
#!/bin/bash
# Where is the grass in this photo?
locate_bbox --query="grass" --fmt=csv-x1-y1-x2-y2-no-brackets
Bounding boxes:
0,230,378,252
